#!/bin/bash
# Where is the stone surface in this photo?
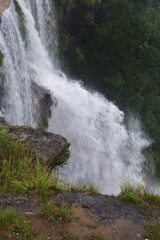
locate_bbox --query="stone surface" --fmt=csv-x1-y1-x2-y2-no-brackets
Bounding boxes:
0,0,10,22
31,82,53,119
0,117,70,168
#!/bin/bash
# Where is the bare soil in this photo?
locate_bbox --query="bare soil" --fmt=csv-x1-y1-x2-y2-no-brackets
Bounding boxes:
0,190,159,239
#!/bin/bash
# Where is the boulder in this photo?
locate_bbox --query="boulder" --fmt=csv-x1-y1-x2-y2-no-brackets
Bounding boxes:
0,117,70,169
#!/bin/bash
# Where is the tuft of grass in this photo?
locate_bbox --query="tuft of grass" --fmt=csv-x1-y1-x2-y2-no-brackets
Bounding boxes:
37,234,48,240
60,227,79,240
88,184,99,194
42,201,72,223
0,124,55,196
0,207,16,230
120,182,160,207
144,219,160,240
85,232,105,240
87,221,98,229
14,215,31,239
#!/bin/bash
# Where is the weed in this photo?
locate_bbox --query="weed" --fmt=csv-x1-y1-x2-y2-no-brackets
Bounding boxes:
120,181,160,207
42,201,72,223
60,227,78,240
144,219,160,240
88,184,99,194
14,215,31,239
37,234,48,240
74,214,80,220
0,125,55,196
0,207,15,230
85,232,105,240
87,221,98,229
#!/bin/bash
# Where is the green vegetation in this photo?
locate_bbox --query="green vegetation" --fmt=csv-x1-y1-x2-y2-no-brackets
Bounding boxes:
144,220,160,240
120,182,160,207
55,0,160,177
14,215,31,239
0,124,56,195
0,51,3,67
0,208,15,230
85,232,105,240
42,201,72,223
59,227,78,240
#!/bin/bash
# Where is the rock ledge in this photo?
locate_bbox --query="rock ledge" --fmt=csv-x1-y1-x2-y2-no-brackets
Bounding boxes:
0,118,70,169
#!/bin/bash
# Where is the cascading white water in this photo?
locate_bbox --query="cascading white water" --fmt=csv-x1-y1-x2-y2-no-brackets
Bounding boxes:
0,0,151,195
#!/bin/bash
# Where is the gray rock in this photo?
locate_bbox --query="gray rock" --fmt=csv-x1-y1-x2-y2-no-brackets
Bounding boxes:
0,117,70,169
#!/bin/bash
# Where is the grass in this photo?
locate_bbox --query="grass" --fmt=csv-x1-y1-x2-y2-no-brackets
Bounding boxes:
42,200,72,223
0,207,15,230
87,221,98,229
119,182,160,208
60,227,79,240
144,219,160,240
37,234,48,240
14,215,31,239
85,232,105,240
0,124,57,196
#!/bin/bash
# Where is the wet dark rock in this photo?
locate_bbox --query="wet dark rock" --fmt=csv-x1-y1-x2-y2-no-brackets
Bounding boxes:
31,82,53,119
0,117,69,168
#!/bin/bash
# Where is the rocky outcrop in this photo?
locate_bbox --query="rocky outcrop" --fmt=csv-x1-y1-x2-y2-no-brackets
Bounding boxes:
31,82,53,129
0,118,70,169
31,82,53,119
0,0,10,22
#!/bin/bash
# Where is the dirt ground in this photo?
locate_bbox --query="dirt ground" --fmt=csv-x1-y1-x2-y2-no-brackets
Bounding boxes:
0,190,159,240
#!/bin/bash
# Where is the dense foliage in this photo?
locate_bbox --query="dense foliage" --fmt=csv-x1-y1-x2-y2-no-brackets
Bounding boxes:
54,0,160,177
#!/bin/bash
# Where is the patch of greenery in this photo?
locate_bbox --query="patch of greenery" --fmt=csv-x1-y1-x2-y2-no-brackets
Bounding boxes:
0,124,55,196
0,51,3,67
42,201,72,223
87,221,98,229
14,215,31,240
37,234,48,240
120,182,160,207
14,0,28,45
60,227,79,240
53,146,71,168
0,208,15,230
37,116,49,130
85,232,105,240
144,219,160,240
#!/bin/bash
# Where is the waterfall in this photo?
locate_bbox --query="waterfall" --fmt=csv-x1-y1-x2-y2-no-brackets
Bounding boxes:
0,0,151,195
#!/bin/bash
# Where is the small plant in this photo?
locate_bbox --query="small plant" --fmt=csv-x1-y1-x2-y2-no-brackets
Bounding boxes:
37,234,48,240
14,215,31,239
60,227,78,240
88,184,99,194
85,232,105,240
0,124,55,196
42,201,72,223
120,181,160,207
87,221,98,229
0,207,15,230
144,219,160,240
